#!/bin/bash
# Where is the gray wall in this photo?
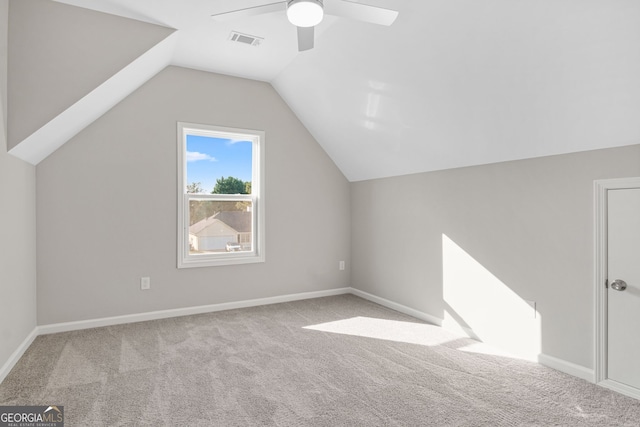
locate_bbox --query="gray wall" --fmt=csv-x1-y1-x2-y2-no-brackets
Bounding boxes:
36,66,351,325
7,0,173,149
351,145,640,368
0,0,37,372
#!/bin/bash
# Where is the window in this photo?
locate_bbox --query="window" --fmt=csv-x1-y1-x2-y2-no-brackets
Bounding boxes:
177,122,265,268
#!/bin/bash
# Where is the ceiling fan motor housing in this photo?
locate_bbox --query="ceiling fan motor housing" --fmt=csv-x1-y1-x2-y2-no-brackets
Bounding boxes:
287,0,324,27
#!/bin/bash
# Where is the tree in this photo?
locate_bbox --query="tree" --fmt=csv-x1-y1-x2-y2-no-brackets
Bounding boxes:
188,182,204,224
189,177,251,225
186,182,204,194
213,176,248,194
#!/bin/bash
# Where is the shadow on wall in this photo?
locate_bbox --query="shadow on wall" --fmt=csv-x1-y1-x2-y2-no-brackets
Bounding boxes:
442,234,541,361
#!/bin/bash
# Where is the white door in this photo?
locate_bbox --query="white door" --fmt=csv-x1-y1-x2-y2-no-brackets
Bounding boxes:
607,188,640,390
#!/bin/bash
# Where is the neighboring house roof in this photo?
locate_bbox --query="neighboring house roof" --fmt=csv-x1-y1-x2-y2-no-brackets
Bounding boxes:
189,216,217,235
215,211,251,233
189,211,251,235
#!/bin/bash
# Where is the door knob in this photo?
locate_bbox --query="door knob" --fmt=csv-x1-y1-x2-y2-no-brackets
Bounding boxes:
610,279,627,291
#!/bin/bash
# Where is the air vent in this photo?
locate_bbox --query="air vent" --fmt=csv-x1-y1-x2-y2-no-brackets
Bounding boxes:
228,31,263,47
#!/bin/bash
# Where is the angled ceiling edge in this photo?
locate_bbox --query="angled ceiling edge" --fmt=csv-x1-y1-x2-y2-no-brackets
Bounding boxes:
7,0,177,164
8,34,177,164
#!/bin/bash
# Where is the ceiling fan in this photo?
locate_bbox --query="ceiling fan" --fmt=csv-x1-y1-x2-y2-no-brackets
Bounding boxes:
211,0,399,52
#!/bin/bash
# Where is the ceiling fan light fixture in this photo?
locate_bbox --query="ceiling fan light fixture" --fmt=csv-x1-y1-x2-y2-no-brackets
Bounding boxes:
287,0,324,27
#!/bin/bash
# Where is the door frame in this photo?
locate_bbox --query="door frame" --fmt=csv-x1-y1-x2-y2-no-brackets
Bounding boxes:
594,177,640,400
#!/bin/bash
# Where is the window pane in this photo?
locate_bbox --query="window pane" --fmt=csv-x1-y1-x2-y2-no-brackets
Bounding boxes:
188,200,253,254
186,135,253,195
178,122,264,268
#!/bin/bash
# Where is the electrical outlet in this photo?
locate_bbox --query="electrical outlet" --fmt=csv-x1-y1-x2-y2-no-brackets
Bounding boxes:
141,277,151,290
339,261,345,271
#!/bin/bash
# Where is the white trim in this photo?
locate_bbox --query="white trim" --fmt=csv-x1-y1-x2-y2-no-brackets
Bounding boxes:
38,288,351,335
594,179,608,384
1,288,350,384
349,288,443,326
177,122,266,269
538,353,595,383
598,379,640,401
8,32,178,165
440,319,480,341
594,177,640,393
351,288,487,341
0,286,610,392
351,288,599,384
0,328,38,384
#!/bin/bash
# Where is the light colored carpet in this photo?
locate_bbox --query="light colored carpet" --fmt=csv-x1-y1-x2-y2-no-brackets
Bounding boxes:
1,294,639,426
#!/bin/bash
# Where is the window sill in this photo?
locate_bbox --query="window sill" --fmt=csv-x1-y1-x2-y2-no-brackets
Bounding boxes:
178,252,265,269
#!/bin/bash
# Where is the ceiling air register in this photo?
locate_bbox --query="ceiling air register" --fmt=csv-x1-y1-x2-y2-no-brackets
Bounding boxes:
212,0,398,51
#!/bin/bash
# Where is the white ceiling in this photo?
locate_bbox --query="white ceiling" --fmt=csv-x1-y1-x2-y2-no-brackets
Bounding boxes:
51,0,640,181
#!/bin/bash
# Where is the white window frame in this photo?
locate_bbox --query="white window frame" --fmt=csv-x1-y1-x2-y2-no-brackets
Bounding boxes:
177,122,265,268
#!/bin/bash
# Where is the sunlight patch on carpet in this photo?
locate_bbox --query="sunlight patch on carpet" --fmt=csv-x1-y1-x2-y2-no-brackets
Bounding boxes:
303,316,459,347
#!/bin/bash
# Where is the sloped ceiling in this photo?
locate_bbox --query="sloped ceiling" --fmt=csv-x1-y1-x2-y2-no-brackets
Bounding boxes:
7,0,640,181
7,0,176,163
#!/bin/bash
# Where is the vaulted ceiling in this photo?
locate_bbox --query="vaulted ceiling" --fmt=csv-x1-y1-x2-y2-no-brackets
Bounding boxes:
7,0,640,181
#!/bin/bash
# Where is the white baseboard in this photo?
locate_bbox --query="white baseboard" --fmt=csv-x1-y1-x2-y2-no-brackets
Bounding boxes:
598,379,640,400
352,288,597,385
0,328,38,384
1,288,351,384
440,318,480,341
38,287,352,335
349,288,443,326
538,353,594,383
1,286,597,393
351,289,481,341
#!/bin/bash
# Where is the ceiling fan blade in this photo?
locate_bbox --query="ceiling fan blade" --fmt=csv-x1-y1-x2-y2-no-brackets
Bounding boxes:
211,2,286,21
324,0,398,26
297,26,314,51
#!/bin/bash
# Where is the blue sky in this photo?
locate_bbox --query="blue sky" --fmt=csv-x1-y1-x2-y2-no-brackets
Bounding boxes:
186,135,252,193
